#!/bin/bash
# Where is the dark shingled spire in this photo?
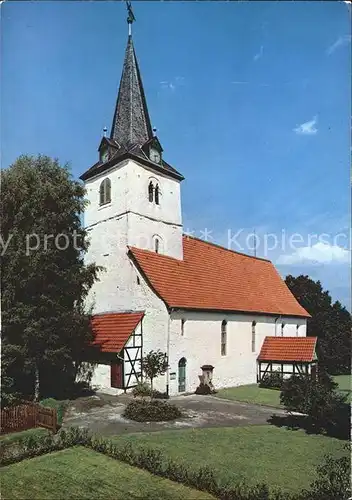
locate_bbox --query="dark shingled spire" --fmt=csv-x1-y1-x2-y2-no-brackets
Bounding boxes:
110,35,153,148
80,9,184,182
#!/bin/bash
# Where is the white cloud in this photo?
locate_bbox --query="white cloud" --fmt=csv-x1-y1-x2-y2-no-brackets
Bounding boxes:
160,81,175,91
277,242,350,265
293,116,318,135
253,45,264,61
159,76,185,92
326,34,351,55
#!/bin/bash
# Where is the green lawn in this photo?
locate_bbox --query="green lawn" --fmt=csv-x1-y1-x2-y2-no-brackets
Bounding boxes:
334,375,351,400
0,427,50,445
112,426,348,494
215,375,351,406
215,384,282,407
1,446,213,500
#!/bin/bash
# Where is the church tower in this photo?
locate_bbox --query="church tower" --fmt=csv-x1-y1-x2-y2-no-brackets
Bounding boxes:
80,6,184,313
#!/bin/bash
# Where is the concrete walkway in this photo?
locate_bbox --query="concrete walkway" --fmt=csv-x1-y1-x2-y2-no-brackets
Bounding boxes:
62,393,287,436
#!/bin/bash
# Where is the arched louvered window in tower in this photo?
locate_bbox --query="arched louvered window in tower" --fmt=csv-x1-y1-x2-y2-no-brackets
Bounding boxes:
99,178,111,206
148,181,154,203
155,184,160,205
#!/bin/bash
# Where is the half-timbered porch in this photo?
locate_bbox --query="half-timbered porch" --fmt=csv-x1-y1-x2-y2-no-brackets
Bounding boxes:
257,336,318,382
89,311,144,392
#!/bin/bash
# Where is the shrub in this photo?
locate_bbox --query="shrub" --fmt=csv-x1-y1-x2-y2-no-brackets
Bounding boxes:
280,375,349,438
152,389,169,399
0,426,91,467
132,381,151,397
123,399,182,422
297,451,351,500
260,371,283,390
132,382,169,399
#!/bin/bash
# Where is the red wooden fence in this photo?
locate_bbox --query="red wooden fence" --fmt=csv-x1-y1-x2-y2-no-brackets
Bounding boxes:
0,402,58,435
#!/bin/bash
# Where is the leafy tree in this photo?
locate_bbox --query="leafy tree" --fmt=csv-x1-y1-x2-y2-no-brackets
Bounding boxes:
285,275,351,374
1,155,101,402
140,350,168,397
280,374,349,438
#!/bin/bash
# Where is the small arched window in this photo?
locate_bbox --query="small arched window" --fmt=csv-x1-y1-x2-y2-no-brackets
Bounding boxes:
181,319,185,336
155,238,159,253
281,323,285,337
148,182,154,203
221,320,227,356
296,324,299,337
99,178,111,206
155,184,160,205
251,321,256,352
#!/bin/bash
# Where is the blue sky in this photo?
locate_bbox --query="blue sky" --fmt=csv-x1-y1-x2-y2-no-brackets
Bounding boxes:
1,1,350,307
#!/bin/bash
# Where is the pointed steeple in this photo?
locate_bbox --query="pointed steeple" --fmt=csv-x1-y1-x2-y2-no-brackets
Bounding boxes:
80,4,184,182
110,35,153,149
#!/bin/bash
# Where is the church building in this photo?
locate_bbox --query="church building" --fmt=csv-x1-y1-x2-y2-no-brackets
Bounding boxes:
80,10,314,396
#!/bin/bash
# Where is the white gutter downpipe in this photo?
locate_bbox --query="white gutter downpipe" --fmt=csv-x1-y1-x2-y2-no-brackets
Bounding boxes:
166,310,171,397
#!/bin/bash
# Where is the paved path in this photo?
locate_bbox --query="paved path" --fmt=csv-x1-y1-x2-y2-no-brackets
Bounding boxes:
62,393,287,436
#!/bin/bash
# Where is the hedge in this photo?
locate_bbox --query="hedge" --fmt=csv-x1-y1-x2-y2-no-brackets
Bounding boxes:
1,427,350,500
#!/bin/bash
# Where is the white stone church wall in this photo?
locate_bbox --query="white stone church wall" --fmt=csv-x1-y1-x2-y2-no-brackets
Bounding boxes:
167,311,307,395
84,159,183,260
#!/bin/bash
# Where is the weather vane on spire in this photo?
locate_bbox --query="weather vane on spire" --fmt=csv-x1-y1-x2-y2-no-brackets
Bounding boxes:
126,1,135,36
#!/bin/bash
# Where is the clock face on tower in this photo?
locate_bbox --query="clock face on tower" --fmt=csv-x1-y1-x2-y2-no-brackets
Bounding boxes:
150,148,161,164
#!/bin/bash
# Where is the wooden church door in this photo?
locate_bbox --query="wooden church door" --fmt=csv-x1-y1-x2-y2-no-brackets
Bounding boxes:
111,362,123,389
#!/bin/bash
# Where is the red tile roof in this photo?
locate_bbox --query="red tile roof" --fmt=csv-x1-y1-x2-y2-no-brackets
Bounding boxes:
258,336,317,362
129,236,310,317
91,312,144,353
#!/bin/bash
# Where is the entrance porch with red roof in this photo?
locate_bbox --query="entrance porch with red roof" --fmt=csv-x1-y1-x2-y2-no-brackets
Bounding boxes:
88,312,144,392
257,336,318,383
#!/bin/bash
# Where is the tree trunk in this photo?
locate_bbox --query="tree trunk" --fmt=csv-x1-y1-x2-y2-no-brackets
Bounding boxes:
34,363,40,402
150,377,153,400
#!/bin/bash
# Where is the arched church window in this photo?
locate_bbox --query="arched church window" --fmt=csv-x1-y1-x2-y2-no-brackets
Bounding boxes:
155,238,160,253
296,324,299,337
181,319,186,336
148,181,154,203
251,321,256,352
281,323,285,337
155,184,160,205
153,235,163,254
99,178,111,206
221,320,227,356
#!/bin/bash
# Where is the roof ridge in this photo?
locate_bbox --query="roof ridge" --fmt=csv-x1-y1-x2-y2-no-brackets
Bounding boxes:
265,336,317,340
92,310,145,316
183,234,271,263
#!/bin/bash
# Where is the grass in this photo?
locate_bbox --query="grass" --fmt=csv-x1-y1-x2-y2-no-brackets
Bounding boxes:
1,446,214,500
0,427,50,445
112,425,348,493
215,374,352,406
334,374,351,400
215,384,282,407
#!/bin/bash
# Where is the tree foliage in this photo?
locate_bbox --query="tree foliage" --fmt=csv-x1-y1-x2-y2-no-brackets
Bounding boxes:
297,451,351,500
140,350,168,396
1,155,101,404
280,374,349,439
285,275,351,374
